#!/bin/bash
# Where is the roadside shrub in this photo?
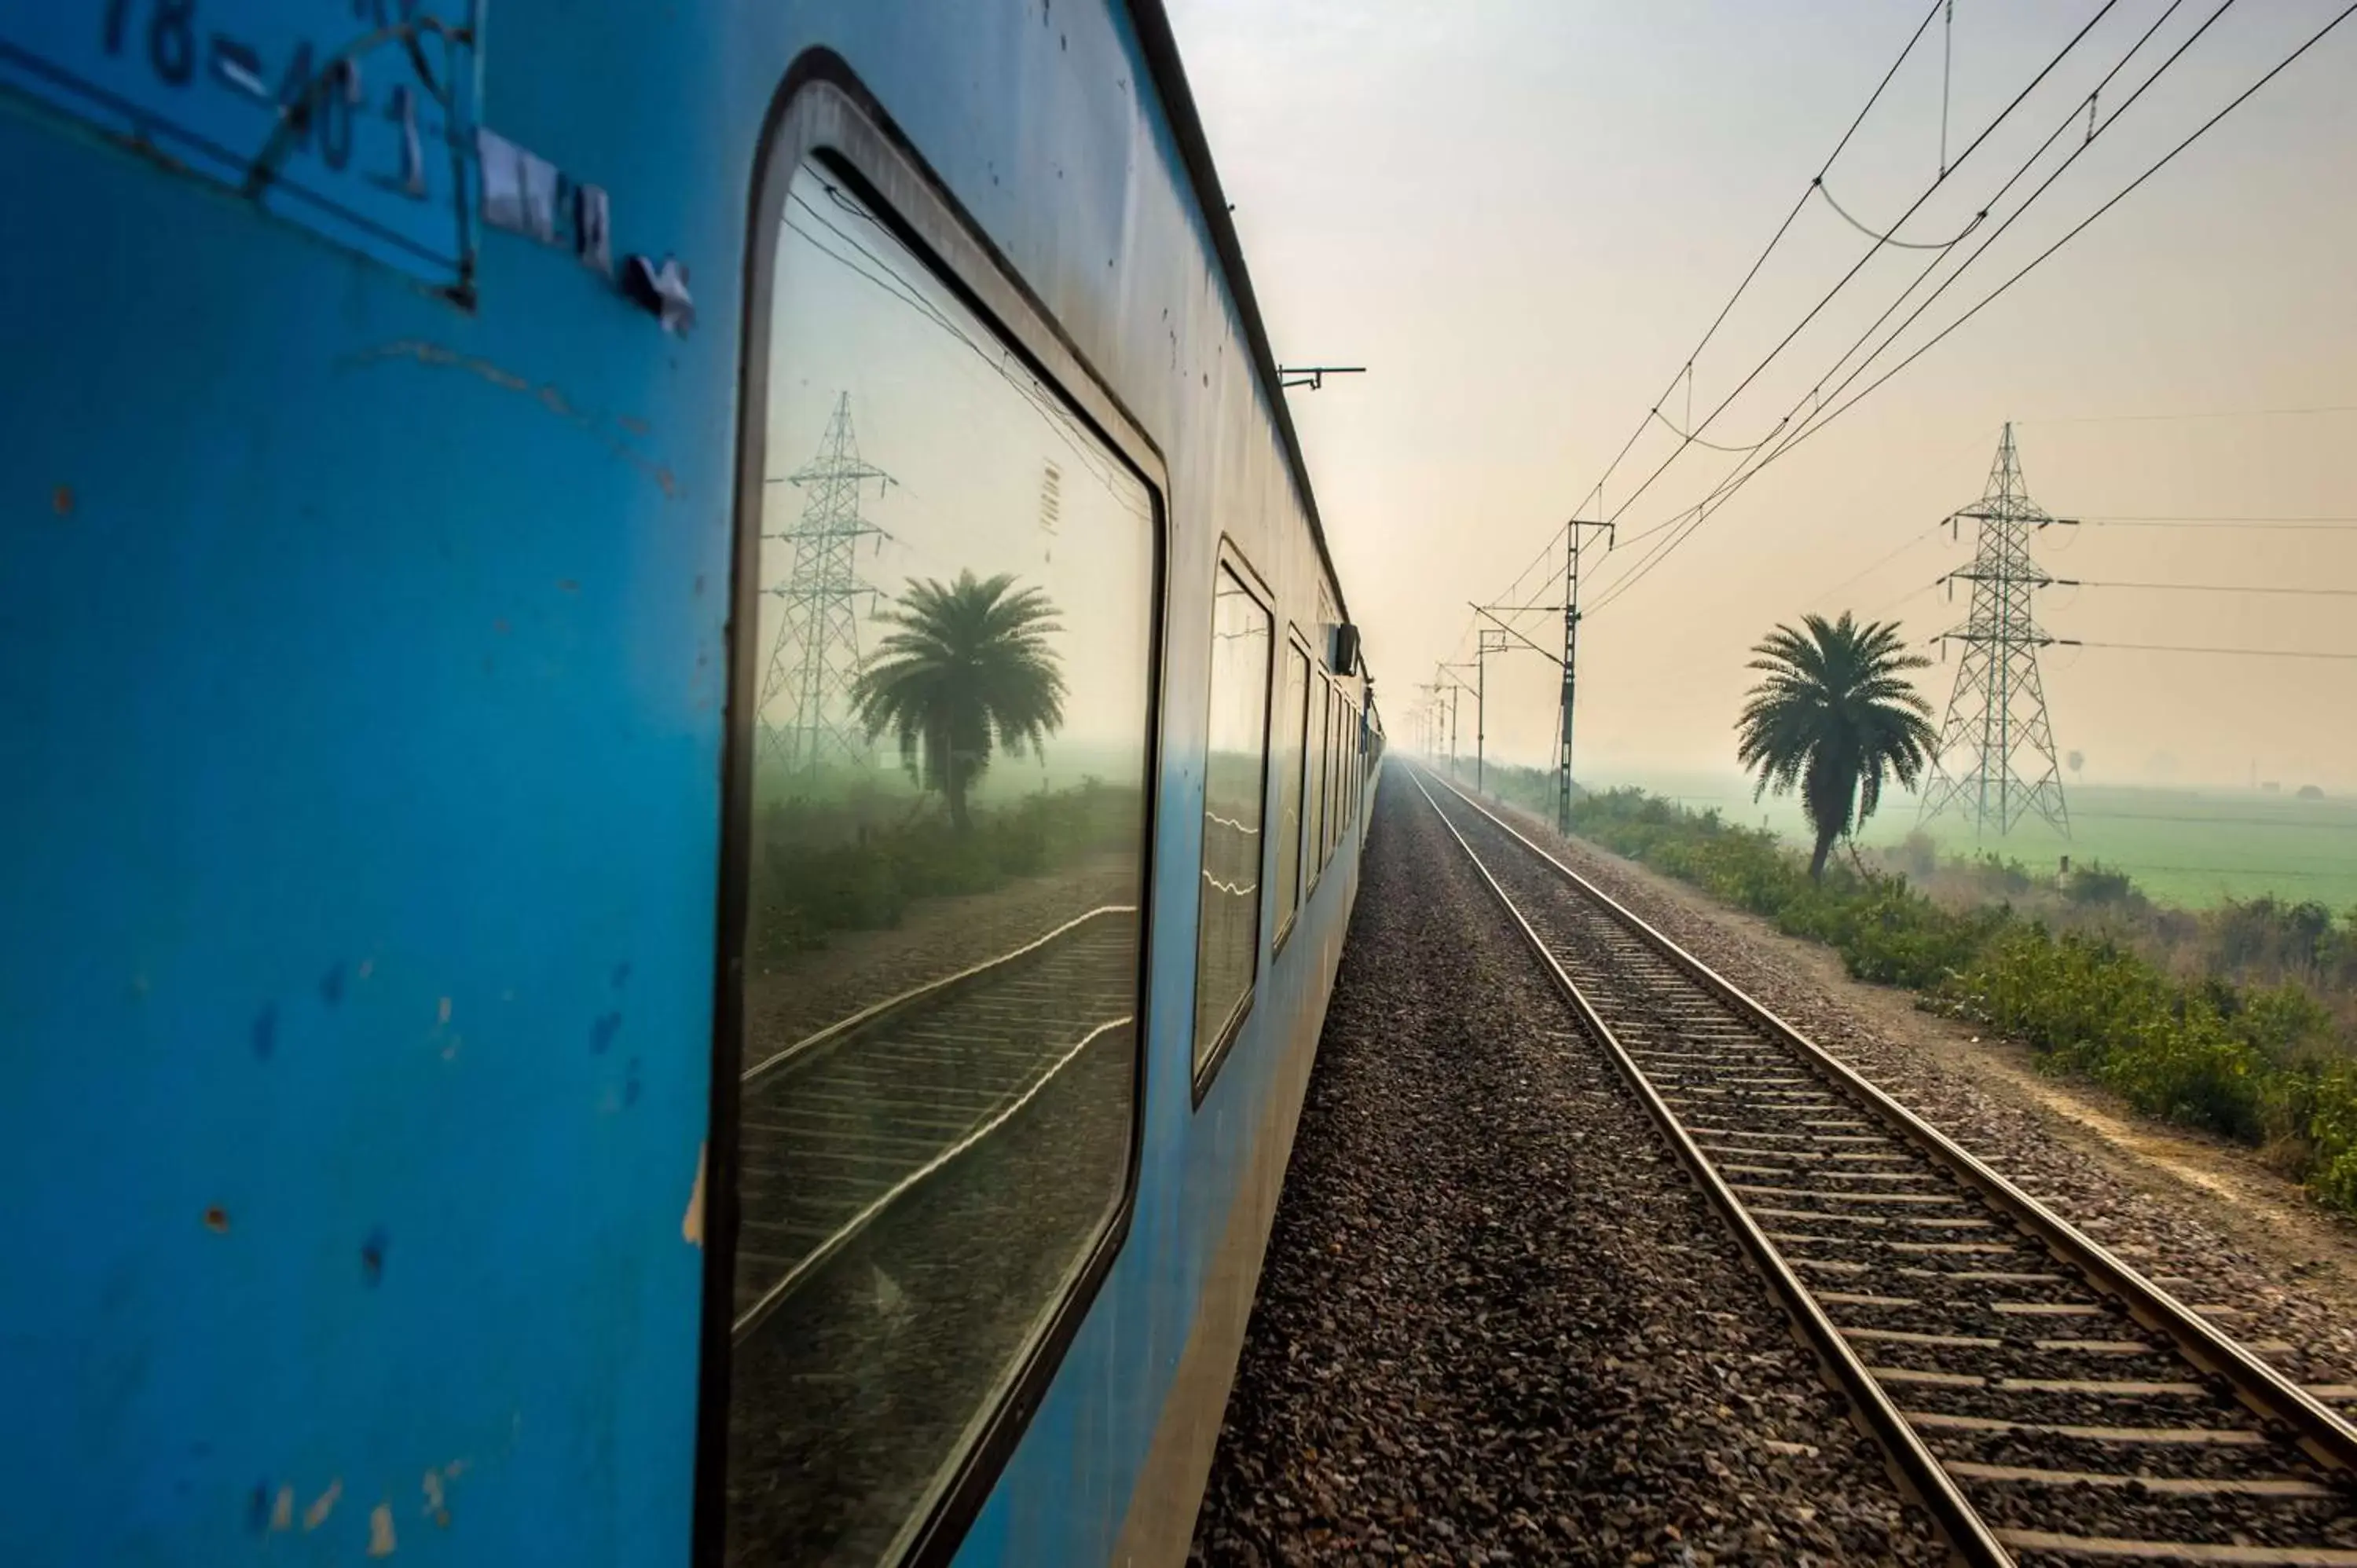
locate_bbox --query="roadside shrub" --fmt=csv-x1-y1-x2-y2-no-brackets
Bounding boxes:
2066,860,2138,907
2306,1061,2357,1211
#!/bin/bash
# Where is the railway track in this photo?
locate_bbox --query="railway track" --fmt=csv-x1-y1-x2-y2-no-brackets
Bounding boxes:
731,905,1139,1339
1408,767,2357,1567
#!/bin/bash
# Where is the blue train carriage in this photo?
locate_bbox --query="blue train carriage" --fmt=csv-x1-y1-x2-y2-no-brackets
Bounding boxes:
0,1,1383,1564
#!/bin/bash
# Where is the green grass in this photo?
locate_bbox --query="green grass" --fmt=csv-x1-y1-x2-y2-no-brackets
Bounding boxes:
1566,769,2357,911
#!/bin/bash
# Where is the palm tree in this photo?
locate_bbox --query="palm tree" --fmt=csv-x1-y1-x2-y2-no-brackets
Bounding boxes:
1736,613,1937,882
852,570,1067,831
2067,749,2085,782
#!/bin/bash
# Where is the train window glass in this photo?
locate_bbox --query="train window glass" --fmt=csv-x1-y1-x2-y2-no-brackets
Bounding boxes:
1305,676,1329,888
1340,702,1355,831
1348,707,1367,830
1273,639,1310,940
1348,702,1367,825
1322,691,1341,866
1193,561,1273,1075
1354,708,1364,806
727,156,1156,1566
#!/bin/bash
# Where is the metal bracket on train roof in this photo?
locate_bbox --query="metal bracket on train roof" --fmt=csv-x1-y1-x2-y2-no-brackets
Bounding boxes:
1279,365,1365,391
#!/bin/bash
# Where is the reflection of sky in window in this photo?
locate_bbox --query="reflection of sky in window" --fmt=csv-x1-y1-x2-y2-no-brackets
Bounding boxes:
757,163,1155,757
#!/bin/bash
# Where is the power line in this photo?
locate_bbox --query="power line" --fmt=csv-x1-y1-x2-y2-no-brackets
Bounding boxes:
1745,0,2357,506
1588,0,2357,616
1813,176,1988,249
1593,0,2132,533
2074,638,2357,661
1578,0,1951,520
2024,404,2357,423
1461,1,1951,659
1806,524,1946,607
1585,0,2223,614
2087,515,2357,528
2069,577,2357,598
1647,407,1775,453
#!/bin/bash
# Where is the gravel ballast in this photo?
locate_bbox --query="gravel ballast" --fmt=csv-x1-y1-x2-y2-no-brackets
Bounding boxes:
1189,777,1946,1566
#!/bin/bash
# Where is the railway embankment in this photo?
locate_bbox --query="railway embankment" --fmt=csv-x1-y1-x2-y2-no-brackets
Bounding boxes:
1474,787,2357,1403
1189,779,1945,1566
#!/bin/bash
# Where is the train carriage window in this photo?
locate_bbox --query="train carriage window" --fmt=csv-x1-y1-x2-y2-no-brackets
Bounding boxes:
1341,701,1354,828
1192,560,1273,1079
1352,702,1364,818
724,154,1157,1566
1349,703,1360,811
1304,676,1329,888
1329,694,1343,853
1342,701,1356,831
1273,639,1310,940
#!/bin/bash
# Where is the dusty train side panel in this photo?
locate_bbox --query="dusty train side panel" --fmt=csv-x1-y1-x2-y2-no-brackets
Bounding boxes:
0,0,1367,1563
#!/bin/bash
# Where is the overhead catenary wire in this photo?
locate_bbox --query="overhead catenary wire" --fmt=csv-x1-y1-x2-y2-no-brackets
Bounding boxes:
1453,0,1953,662
1813,178,1987,249
1583,0,2216,614
1647,407,1777,453
1702,0,2233,482
1589,0,2130,536
1592,0,1952,520
1602,9,2229,607
1714,0,2357,533
1586,0,2356,620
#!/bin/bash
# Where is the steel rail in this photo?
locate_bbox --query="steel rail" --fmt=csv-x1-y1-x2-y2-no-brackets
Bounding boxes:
1426,771,2357,1482
1403,768,2011,1567
732,1013,1133,1343
741,903,1138,1083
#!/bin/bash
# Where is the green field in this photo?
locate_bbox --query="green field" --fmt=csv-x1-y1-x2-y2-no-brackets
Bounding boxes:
1566,768,2357,911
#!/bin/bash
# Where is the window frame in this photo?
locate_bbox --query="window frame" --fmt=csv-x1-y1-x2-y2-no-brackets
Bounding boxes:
1271,632,1314,955
703,58,1171,1568
1189,543,1277,1103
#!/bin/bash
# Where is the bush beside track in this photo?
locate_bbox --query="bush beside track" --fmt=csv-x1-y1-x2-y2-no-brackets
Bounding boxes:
1472,768,2357,1218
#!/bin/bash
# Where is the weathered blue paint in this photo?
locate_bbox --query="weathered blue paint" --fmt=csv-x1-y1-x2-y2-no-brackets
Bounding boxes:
0,0,485,287
0,2,1376,1563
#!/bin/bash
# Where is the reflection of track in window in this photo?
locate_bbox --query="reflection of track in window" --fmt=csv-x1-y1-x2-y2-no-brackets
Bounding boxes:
731,903,1141,1334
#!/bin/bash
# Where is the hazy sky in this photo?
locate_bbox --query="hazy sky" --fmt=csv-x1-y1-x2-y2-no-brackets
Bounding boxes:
1164,0,2357,792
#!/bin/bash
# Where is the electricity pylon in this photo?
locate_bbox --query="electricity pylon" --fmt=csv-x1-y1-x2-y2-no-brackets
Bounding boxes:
759,393,893,776
1918,423,2075,837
